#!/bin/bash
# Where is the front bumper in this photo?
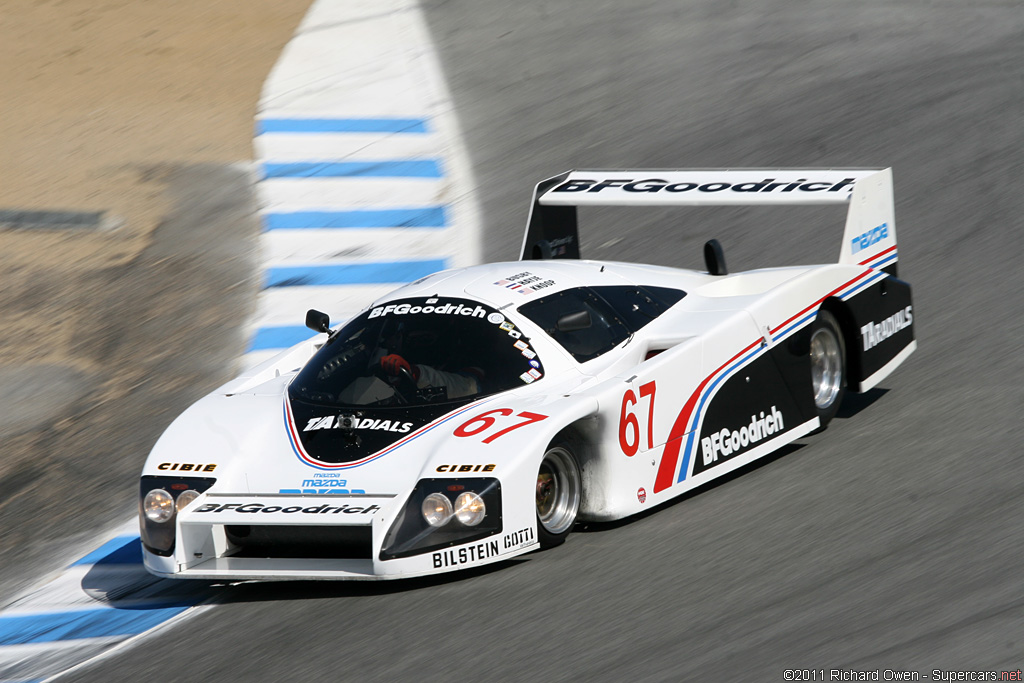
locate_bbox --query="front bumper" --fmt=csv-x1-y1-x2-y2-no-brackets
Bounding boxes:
143,493,537,581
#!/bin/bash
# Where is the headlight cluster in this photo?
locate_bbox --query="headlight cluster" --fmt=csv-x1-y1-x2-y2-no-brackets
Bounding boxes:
143,489,175,523
139,475,216,556
381,478,501,561
421,491,486,527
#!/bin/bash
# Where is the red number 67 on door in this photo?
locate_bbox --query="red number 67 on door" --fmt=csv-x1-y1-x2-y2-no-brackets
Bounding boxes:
619,381,656,456
454,408,548,444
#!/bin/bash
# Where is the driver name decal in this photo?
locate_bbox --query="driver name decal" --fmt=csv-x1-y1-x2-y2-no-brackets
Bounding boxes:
493,271,555,296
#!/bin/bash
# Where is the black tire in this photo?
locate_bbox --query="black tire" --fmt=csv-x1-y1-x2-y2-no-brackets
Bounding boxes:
535,442,581,548
809,309,846,428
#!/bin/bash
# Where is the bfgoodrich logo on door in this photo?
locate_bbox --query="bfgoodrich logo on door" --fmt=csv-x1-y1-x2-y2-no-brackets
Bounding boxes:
700,406,785,468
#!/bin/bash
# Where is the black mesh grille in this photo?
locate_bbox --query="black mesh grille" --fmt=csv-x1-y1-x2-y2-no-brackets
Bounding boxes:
226,525,372,559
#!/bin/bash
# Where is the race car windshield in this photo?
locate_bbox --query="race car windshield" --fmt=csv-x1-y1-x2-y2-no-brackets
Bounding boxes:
289,297,545,407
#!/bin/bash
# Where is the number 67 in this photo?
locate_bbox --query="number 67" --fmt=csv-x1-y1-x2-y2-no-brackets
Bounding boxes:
454,408,548,444
619,381,656,456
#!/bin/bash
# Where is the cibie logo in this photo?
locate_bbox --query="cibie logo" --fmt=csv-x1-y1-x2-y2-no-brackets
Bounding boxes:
436,464,496,473
158,462,216,472
701,406,785,466
368,302,486,319
862,306,913,351
851,222,889,254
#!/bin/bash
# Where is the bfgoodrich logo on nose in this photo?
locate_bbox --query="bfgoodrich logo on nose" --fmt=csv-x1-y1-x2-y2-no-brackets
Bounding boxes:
194,502,380,514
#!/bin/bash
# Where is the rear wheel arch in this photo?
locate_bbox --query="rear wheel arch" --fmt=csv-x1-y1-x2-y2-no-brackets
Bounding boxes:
808,306,847,429
819,297,861,384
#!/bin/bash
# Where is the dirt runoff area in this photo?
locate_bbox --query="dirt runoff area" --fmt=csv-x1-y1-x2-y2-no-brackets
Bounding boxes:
0,0,312,597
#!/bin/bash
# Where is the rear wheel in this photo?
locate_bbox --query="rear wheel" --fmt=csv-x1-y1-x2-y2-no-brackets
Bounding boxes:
809,310,846,428
536,443,581,548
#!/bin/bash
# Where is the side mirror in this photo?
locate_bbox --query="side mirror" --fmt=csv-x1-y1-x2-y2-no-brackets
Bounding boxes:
305,309,331,334
555,309,592,332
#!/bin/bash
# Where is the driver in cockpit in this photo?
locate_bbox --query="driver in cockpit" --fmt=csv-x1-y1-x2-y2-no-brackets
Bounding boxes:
376,324,483,399
379,353,482,399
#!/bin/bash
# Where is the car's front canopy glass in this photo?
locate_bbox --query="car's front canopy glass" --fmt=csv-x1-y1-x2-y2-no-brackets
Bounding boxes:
289,297,545,407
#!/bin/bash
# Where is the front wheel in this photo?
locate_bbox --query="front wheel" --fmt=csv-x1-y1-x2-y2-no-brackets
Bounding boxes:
809,310,846,428
535,443,581,548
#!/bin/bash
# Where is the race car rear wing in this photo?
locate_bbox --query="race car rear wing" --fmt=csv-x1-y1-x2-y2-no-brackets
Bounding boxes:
520,168,897,273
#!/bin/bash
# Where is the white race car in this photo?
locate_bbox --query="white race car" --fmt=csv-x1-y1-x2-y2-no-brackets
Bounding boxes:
139,168,915,580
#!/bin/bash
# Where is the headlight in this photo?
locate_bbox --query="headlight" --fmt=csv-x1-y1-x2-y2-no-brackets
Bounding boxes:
139,475,216,556
143,489,175,523
454,492,485,527
380,478,502,561
422,493,453,527
175,489,201,512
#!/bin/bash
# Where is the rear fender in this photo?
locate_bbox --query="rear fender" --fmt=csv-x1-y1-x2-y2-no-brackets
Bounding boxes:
825,276,915,392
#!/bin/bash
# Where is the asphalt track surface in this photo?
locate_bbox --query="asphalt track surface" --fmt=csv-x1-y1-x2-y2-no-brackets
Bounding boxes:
71,1,1023,680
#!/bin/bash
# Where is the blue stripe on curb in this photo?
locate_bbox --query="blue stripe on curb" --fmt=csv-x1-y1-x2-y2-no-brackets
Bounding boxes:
263,160,442,179
68,536,140,567
248,326,318,351
256,118,429,134
0,607,189,646
265,259,447,288
264,207,448,230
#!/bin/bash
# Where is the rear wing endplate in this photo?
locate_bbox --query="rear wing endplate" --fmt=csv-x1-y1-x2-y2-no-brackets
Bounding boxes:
519,168,897,272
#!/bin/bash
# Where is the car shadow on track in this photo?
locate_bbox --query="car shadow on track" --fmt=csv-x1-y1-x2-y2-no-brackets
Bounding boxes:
77,539,527,611
835,387,889,419
80,551,528,609
575,442,808,534
203,558,530,604
79,547,223,610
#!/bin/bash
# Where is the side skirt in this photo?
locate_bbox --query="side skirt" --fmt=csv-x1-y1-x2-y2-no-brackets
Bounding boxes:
856,340,917,393
679,417,820,493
